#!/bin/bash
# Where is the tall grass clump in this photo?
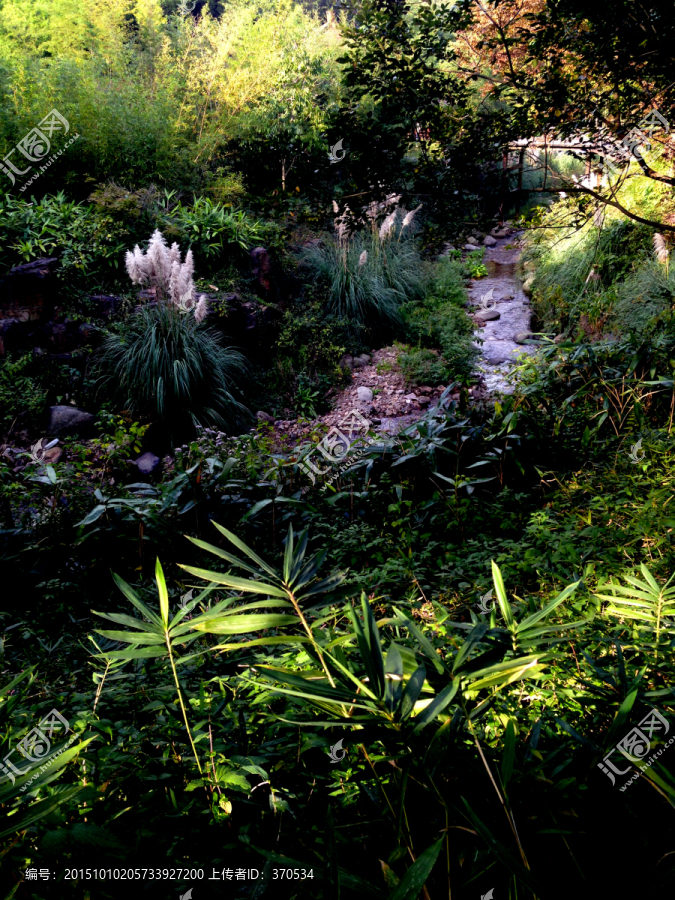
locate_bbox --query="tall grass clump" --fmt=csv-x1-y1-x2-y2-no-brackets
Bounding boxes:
523,204,654,331
96,230,248,439
96,304,249,439
612,234,675,338
301,203,426,325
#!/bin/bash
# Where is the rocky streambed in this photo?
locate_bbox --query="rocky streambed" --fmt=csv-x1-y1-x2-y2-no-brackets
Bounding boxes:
263,224,537,442
464,227,536,395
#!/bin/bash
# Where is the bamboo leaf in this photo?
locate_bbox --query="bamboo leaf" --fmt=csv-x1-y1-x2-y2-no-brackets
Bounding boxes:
178,565,287,597
399,665,426,721
111,573,163,626
211,522,279,577
491,561,514,628
185,536,259,575
501,718,518,792
283,524,294,583
387,837,443,900
94,630,165,645
91,612,161,633
517,581,579,632
95,646,167,660
212,636,311,651
413,680,459,732
191,613,298,635
155,558,169,627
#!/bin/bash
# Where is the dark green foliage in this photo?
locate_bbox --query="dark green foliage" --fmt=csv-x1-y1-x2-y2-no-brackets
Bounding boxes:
0,354,47,434
612,255,675,338
95,303,250,439
6,2,675,895
399,256,479,383
397,346,453,386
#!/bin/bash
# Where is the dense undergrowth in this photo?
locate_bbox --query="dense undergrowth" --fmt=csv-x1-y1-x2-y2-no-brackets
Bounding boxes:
3,328,675,897
2,0,675,897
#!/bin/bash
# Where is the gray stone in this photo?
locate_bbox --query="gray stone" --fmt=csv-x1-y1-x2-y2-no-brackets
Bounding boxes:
48,406,95,436
357,353,372,365
256,411,275,422
483,235,497,247
357,386,373,403
135,452,161,475
475,310,501,323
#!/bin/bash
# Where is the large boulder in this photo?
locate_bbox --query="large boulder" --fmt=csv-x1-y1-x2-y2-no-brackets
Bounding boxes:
48,406,95,436
0,257,58,322
0,258,59,355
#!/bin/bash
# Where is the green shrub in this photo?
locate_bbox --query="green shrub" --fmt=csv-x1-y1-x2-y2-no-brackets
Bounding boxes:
397,346,453,385
275,306,348,381
169,197,269,265
522,208,654,331
95,304,249,439
399,256,479,383
612,253,675,338
0,354,48,434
